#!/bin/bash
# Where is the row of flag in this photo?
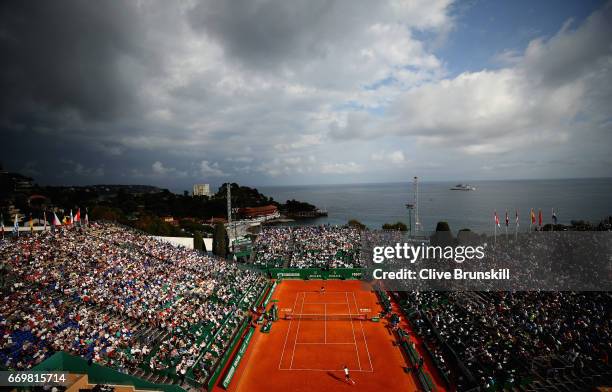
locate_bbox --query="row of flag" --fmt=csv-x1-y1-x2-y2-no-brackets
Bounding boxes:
1,209,89,237
494,208,558,229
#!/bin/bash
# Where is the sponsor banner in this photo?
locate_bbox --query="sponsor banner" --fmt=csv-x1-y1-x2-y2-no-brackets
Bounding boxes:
268,268,363,280
221,327,255,389
262,281,278,306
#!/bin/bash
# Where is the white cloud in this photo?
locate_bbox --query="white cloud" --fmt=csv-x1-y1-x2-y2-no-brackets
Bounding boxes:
274,134,323,152
226,156,253,163
199,160,226,177
151,161,187,177
371,150,407,164
492,49,522,65
152,161,169,175
384,67,582,152
255,156,310,177
320,162,363,174
343,4,612,162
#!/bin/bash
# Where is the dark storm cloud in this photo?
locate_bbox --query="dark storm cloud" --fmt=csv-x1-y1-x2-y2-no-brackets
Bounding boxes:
0,0,610,188
0,0,147,124
0,0,456,188
188,0,374,69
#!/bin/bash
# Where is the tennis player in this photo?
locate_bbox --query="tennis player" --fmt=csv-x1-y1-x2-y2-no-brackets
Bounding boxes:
343,365,355,385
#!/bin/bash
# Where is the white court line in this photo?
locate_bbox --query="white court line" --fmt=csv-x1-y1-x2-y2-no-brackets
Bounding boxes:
278,290,302,369
279,368,374,373
279,291,371,372
346,292,362,371
324,303,327,344
303,302,349,305
289,291,306,369
295,342,355,345
352,291,374,372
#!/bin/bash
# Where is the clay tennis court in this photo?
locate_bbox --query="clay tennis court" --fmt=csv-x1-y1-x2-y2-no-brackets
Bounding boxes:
221,280,422,392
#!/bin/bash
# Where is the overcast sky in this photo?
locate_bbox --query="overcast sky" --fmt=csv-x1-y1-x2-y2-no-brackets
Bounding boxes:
1,0,611,190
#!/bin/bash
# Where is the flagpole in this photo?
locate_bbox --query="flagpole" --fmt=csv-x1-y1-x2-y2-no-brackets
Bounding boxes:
494,211,497,245
551,208,554,232
505,210,508,240
529,209,532,232
515,210,518,241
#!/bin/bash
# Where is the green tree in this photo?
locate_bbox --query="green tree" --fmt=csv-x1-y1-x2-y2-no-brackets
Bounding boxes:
213,223,228,258
179,219,206,234
194,231,204,251
435,221,451,231
90,206,124,222
133,214,183,236
431,221,454,246
382,222,408,231
283,199,317,213
348,219,366,230
457,228,478,245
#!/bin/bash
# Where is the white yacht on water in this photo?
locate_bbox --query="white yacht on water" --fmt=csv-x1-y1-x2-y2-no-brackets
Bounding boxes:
450,184,476,191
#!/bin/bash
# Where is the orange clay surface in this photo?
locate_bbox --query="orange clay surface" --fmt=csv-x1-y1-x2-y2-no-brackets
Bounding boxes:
218,280,433,392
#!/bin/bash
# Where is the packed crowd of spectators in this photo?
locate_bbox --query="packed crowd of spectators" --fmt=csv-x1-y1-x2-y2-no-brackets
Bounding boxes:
0,283,137,371
292,226,361,268
252,227,291,267
0,223,266,386
253,225,362,268
401,290,611,390
481,231,610,291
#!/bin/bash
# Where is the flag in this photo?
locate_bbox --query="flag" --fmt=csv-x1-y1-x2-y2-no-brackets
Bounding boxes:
13,214,19,237
530,209,536,225
552,209,558,225
538,209,543,227
494,211,500,227
74,209,81,224
53,212,62,226
84,210,89,226
29,214,34,232
515,210,519,227
505,210,509,227
70,209,74,225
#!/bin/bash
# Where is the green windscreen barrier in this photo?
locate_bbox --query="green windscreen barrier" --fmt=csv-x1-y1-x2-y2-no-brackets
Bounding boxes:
267,268,363,280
